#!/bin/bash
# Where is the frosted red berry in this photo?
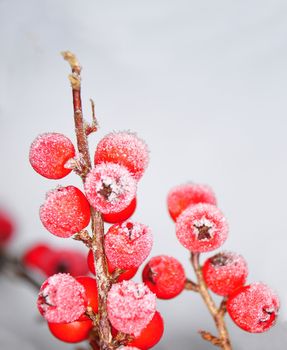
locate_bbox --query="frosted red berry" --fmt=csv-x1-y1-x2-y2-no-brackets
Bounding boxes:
0,210,14,246
94,131,149,180
87,249,138,282
76,276,98,314
202,251,248,296
167,183,217,221
103,197,137,224
84,163,137,214
29,133,75,179
142,255,186,299
104,221,153,269
37,273,87,323
107,280,156,336
176,203,228,252
227,282,279,333
40,186,90,238
128,311,164,349
48,319,93,343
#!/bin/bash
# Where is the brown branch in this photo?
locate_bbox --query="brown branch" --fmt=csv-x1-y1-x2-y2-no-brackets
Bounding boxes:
190,253,232,350
90,209,113,350
85,99,99,136
218,298,227,316
185,278,199,292
62,51,91,180
0,251,41,290
199,331,222,347
73,230,93,248
63,51,114,350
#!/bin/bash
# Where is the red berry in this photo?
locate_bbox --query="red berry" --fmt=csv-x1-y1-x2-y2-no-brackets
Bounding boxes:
37,273,87,323
0,210,14,246
45,249,89,276
84,163,137,214
23,243,54,275
167,183,217,221
227,282,280,333
202,251,248,296
142,255,186,299
103,197,137,224
104,221,153,269
87,250,138,282
94,131,149,180
128,311,164,349
76,276,98,313
23,244,89,277
29,133,75,179
48,319,93,343
40,186,90,238
107,280,156,336
176,203,228,252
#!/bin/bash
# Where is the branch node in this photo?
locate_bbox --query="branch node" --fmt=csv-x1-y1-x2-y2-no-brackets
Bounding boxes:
111,268,125,281
85,99,99,135
62,51,81,72
185,278,199,292
218,298,227,316
73,230,92,248
199,330,222,347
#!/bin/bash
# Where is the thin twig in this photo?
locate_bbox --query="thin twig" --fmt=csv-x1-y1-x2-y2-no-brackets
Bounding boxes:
199,331,222,347
85,99,99,136
73,230,93,248
185,278,199,292
63,51,114,350
0,252,41,290
190,253,232,350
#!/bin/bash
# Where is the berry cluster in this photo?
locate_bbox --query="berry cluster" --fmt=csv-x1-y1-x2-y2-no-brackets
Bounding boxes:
27,52,280,350
29,127,164,348
29,131,149,237
29,52,164,350
166,183,279,341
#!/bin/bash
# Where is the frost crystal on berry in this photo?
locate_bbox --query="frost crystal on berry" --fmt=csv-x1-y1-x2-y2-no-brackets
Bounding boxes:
104,221,153,269
202,251,248,296
120,347,142,350
227,282,279,333
176,203,228,252
40,186,90,238
29,133,75,179
84,163,137,214
167,183,217,221
94,131,149,180
107,280,156,336
37,273,87,323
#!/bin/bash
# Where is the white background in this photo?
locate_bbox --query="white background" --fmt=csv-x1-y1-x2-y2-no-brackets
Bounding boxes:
1,0,287,349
